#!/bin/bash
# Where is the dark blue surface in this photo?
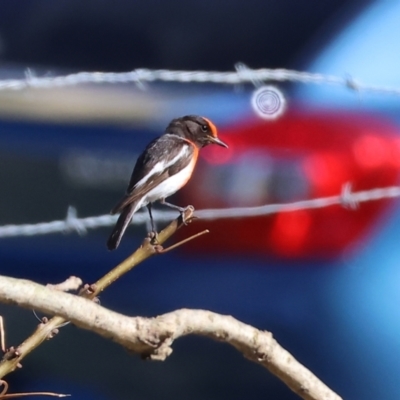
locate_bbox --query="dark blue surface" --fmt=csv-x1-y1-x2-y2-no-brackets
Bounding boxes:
0,120,155,160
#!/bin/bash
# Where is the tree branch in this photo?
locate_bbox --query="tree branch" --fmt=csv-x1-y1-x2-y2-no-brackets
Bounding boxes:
0,208,196,377
0,276,342,400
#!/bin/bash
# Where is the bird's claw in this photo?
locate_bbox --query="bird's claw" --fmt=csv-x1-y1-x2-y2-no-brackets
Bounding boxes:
181,205,195,225
147,230,159,245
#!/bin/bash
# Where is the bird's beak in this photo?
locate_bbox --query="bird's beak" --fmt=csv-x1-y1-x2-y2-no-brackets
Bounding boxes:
209,136,229,148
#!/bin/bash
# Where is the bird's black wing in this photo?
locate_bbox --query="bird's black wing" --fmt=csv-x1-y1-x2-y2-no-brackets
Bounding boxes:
110,134,194,214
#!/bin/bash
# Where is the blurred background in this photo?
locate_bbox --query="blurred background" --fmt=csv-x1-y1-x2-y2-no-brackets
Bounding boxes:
1,0,400,399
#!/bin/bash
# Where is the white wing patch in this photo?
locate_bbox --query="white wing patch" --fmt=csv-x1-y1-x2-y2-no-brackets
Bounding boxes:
133,141,190,189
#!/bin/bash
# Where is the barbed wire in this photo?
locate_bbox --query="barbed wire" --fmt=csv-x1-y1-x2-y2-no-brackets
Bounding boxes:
0,67,399,96
0,66,399,238
0,184,399,239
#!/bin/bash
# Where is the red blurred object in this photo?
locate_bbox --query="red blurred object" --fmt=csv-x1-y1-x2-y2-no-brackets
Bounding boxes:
177,109,400,259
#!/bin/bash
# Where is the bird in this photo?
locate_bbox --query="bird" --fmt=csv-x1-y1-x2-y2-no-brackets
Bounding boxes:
106,115,228,250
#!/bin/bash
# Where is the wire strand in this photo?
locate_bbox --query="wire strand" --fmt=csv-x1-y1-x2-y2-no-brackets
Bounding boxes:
0,184,398,239
0,67,399,96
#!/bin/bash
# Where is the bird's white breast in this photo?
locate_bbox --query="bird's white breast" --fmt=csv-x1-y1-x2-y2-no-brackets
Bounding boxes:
144,159,194,203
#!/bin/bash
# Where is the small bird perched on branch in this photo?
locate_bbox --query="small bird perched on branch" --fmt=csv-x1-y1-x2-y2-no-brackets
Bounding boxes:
107,115,228,250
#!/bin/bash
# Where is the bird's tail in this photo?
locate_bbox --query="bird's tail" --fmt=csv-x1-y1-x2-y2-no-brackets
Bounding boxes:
107,203,138,250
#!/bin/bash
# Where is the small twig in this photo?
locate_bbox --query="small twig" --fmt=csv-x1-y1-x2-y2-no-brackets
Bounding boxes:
0,318,5,353
155,229,209,253
1,394,69,399
46,276,83,292
0,381,8,397
0,380,69,398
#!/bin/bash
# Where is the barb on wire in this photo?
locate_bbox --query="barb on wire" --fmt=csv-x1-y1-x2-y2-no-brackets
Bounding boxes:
0,184,399,239
235,62,263,87
0,67,399,96
64,206,87,235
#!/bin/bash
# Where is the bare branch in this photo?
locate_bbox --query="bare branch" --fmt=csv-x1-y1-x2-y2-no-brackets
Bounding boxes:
0,276,341,400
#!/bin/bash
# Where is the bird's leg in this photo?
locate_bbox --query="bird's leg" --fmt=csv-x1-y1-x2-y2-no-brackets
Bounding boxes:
146,203,158,242
160,199,186,212
160,199,193,225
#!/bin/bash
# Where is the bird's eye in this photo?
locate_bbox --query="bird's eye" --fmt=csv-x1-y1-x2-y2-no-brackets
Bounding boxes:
201,124,208,132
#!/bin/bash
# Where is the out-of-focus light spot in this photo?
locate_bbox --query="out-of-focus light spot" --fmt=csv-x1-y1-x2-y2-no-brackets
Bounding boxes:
270,210,312,256
251,86,286,120
201,141,234,164
353,134,389,169
302,152,347,192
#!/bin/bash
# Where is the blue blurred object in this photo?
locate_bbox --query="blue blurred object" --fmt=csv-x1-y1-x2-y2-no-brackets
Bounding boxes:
297,1,400,117
292,1,400,399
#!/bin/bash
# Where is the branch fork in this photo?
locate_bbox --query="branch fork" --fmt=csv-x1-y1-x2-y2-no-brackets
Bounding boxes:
0,207,206,375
